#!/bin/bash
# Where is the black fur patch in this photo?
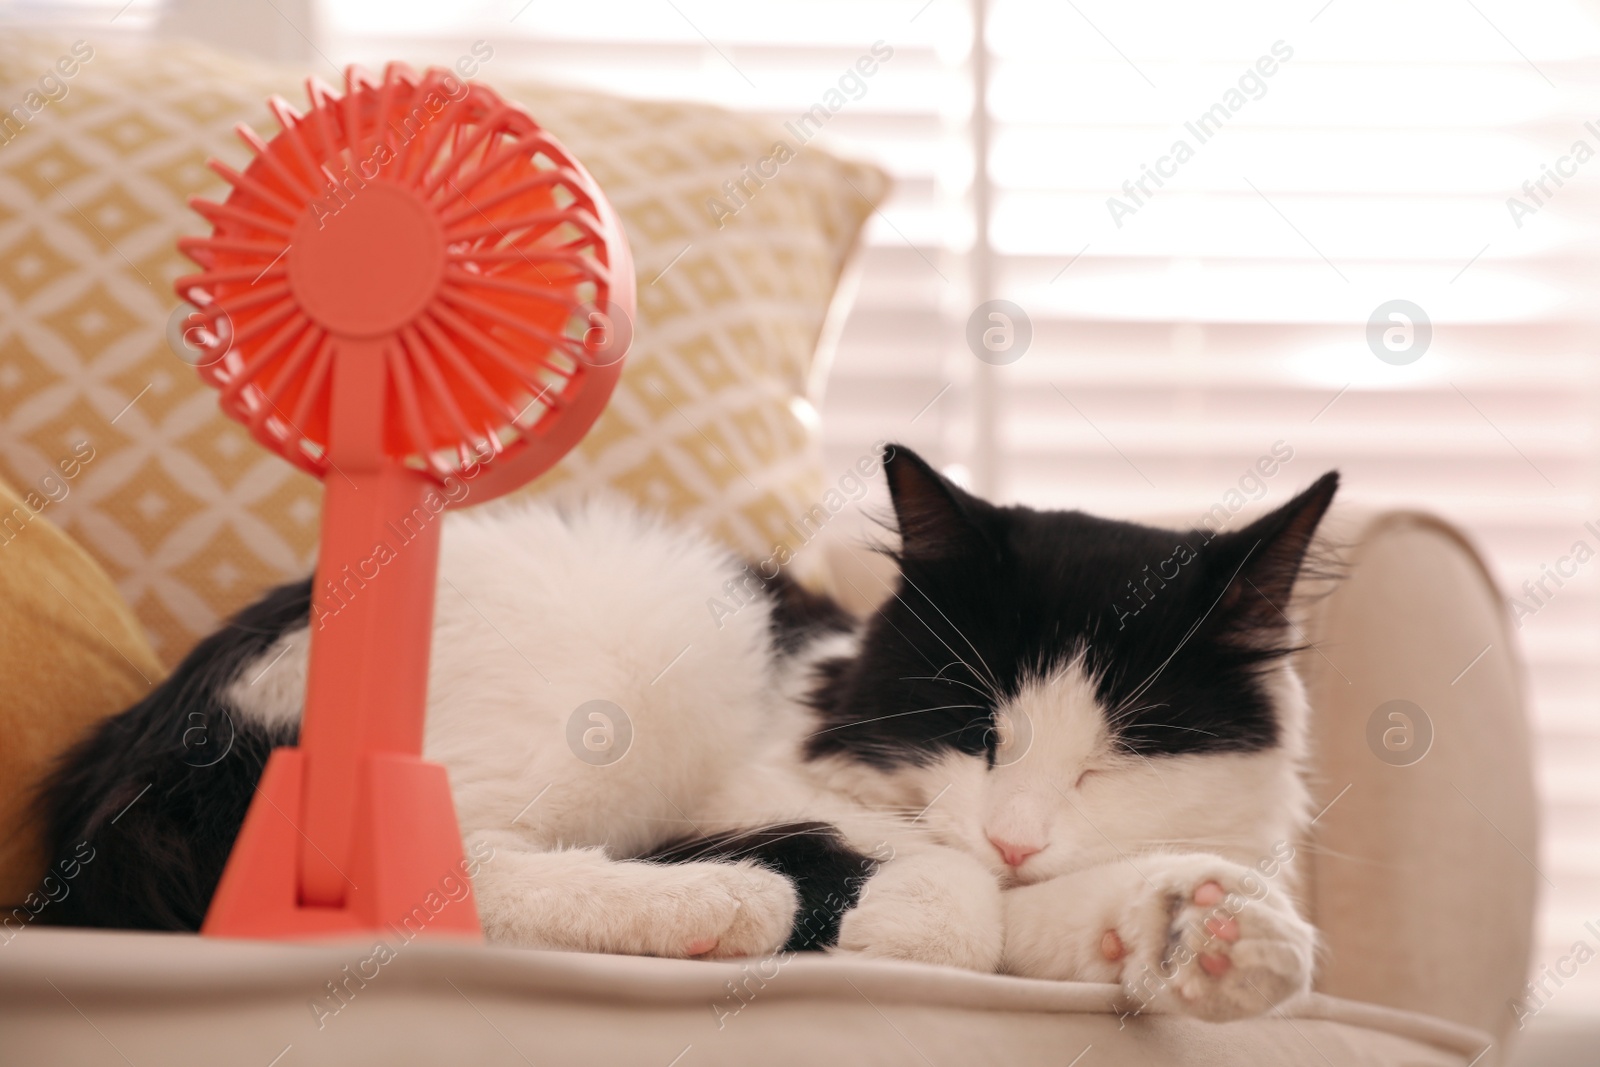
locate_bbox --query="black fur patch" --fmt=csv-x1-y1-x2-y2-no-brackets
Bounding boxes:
760,569,855,657
804,445,1339,768
29,578,311,930
643,822,878,951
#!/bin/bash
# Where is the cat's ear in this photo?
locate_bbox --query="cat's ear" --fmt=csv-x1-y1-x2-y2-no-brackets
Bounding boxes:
1216,471,1339,625
882,444,995,561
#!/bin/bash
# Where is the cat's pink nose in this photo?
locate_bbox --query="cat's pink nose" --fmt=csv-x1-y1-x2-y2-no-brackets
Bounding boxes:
988,836,1041,868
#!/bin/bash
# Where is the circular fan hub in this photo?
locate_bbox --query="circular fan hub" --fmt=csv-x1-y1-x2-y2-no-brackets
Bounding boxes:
288,182,444,338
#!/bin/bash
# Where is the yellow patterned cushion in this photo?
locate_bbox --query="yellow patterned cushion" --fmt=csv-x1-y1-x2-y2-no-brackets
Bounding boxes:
0,34,885,664
0,472,163,905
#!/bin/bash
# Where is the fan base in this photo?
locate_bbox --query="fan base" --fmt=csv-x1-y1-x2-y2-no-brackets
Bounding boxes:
202,748,483,940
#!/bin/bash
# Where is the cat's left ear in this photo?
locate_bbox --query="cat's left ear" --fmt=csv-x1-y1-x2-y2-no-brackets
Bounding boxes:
882,444,997,562
1217,471,1339,624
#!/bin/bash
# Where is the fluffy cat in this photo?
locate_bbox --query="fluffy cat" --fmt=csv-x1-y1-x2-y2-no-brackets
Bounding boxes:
32,444,1337,1022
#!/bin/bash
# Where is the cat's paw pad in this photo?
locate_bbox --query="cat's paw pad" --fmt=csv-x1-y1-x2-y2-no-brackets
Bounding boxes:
837,854,1003,972
640,862,798,960
1115,870,1314,1022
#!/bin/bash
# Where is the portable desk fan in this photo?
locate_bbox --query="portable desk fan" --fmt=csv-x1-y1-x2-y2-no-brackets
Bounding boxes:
175,64,634,938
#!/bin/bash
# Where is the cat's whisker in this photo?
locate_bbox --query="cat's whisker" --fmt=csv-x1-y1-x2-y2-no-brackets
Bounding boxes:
1107,702,1176,741
920,647,994,700
1118,541,1263,713
903,671,994,702
1118,722,1220,738
860,561,1003,695
899,572,1005,694
857,590,947,676
1289,842,1391,866
648,824,842,864
1114,745,1182,818
804,704,985,738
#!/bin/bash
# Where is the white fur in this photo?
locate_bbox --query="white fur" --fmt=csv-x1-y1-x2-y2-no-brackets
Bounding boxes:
224,498,1314,1015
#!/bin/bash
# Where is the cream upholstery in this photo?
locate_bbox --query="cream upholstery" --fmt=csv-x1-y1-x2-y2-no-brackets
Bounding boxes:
0,504,1529,1066
1300,511,1536,1053
0,929,1491,1067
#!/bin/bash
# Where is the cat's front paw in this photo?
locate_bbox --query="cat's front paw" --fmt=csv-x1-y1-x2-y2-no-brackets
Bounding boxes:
836,848,1003,971
649,861,800,960
1112,859,1315,1022
479,857,798,960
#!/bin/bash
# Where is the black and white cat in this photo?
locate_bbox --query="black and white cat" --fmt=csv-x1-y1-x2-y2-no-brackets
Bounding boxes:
35,445,1336,1022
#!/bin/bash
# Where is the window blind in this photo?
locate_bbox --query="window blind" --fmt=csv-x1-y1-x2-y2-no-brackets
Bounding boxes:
980,0,1600,1015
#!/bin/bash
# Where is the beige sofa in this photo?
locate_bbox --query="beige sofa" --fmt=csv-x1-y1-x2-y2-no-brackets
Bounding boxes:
0,508,1534,1066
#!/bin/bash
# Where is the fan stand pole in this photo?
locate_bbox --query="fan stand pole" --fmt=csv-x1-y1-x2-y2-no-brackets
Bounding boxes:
202,338,481,940
186,68,634,941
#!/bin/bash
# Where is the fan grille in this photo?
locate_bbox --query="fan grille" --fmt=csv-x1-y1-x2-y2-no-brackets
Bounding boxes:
176,64,629,485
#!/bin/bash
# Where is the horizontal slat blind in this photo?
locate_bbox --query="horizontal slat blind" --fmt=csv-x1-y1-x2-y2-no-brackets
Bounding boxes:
986,0,1600,1015
0,0,163,32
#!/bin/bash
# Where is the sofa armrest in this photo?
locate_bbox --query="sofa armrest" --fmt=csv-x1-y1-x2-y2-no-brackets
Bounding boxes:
1294,510,1536,1060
